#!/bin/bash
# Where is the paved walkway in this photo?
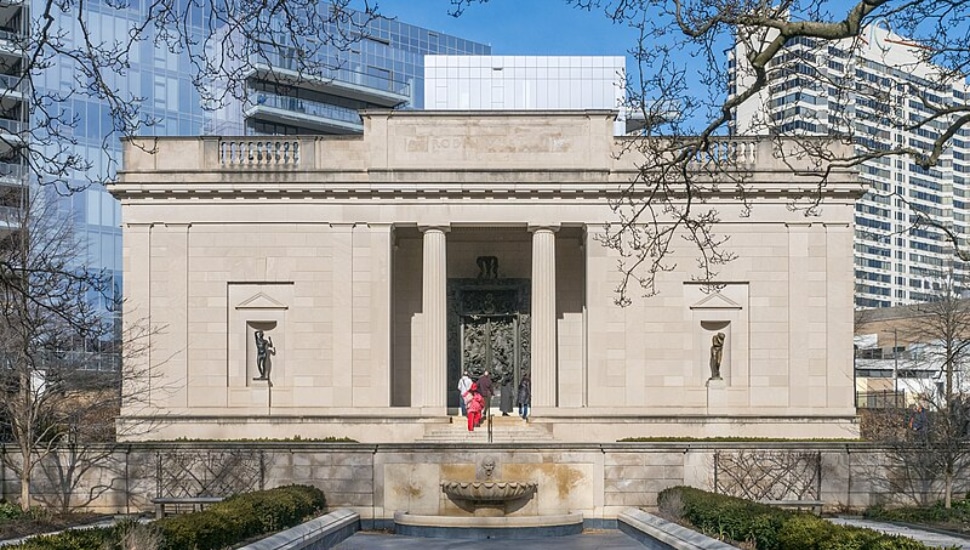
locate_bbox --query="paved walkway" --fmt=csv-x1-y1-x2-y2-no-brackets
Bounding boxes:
333,531,643,549
830,517,970,549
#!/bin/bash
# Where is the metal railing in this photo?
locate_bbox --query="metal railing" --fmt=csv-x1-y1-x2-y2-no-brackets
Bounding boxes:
0,350,121,372
0,117,23,135
857,390,907,409
0,161,25,181
249,92,362,127
0,29,21,45
0,73,23,93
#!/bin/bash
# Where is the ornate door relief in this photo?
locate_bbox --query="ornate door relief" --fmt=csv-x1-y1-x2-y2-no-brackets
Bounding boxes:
446,271,531,408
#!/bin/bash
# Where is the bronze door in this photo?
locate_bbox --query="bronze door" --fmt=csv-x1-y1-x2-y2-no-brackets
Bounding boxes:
447,280,531,410
461,315,518,381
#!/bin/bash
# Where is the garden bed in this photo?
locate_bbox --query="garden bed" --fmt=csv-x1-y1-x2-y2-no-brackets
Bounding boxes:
0,502,111,542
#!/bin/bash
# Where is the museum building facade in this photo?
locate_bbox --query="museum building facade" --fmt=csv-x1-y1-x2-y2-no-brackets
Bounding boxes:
111,111,864,442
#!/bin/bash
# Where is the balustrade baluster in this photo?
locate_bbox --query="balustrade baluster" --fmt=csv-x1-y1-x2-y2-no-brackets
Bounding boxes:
216,139,303,167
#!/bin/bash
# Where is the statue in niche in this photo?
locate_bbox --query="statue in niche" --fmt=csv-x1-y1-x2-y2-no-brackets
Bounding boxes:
476,256,499,279
254,330,275,381
709,332,725,381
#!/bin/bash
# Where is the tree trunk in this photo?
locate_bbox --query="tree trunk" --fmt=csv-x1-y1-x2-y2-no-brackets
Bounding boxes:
945,465,953,509
19,459,29,512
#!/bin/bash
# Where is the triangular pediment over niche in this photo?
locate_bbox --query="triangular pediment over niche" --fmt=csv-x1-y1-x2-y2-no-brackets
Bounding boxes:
235,292,288,310
689,292,741,310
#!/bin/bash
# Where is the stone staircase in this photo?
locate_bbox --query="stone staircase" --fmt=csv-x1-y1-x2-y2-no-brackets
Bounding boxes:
417,414,557,444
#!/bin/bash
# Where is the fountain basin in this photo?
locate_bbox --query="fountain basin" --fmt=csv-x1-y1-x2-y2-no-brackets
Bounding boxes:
440,481,537,502
394,511,584,539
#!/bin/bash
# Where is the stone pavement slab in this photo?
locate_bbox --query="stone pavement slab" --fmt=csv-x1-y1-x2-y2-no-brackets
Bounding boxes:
333,531,643,549
830,517,970,549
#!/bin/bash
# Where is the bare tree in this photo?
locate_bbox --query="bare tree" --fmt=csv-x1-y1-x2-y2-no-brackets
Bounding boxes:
865,272,970,508
0,187,154,511
14,0,383,192
0,0,393,512
446,0,970,302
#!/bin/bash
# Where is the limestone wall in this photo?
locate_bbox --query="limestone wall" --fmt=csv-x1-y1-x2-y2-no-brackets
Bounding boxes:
125,222,394,416
1,443,953,516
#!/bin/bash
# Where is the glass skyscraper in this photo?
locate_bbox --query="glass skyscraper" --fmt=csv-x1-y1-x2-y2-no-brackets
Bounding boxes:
24,4,489,322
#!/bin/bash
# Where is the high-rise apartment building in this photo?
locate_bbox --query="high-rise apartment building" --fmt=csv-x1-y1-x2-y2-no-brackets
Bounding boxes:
0,1,25,237
730,24,970,308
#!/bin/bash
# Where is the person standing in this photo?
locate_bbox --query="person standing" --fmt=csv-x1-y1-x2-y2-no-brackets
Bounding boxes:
499,371,514,416
457,371,472,417
517,373,532,420
477,370,493,421
465,383,484,432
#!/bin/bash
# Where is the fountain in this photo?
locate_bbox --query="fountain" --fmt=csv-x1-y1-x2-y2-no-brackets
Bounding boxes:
393,457,583,539
440,456,538,517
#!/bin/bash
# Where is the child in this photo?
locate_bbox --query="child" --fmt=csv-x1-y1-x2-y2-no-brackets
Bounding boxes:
465,382,485,432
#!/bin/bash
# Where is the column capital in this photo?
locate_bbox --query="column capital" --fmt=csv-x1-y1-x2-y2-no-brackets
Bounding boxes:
418,224,451,233
528,224,560,233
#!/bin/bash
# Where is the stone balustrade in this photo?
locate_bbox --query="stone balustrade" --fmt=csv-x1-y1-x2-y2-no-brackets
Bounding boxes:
218,139,302,168
686,138,760,167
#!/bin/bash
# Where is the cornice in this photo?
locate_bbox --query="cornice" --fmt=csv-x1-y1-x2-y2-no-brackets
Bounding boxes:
110,170,865,202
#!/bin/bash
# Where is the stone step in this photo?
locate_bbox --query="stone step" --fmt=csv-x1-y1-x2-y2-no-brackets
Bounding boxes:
417,416,556,443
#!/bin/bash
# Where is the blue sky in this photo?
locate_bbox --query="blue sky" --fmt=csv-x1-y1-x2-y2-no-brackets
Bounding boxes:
380,1,640,58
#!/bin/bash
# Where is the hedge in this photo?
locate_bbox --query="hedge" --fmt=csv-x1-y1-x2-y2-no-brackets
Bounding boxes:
657,486,949,550
3,484,327,550
3,526,119,550
154,484,327,550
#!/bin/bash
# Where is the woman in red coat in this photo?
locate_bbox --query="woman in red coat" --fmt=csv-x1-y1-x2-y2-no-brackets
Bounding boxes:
465,383,485,432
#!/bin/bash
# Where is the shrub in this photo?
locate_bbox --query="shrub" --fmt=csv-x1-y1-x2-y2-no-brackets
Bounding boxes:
0,501,24,521
657,486,948,549
866,500,970,525
2,527,116,550
154,484,326,550
1,485,325,550
659,486,791,549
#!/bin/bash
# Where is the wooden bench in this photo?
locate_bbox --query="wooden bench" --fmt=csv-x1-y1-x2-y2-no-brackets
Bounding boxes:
152,496,225,519
759,499,824,515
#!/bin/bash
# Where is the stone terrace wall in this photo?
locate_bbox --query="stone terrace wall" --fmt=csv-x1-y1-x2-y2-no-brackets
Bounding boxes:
0,443,958,516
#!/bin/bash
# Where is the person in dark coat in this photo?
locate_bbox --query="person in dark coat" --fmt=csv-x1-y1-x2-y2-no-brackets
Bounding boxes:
477,370,493,420
517,373,531,420
499,371,514,416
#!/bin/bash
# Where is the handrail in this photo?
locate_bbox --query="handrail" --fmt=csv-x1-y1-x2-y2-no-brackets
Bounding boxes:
254,51,410,97
249,92,361,126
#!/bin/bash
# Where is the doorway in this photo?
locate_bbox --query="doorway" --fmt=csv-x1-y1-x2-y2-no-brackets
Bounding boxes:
447,280,531,411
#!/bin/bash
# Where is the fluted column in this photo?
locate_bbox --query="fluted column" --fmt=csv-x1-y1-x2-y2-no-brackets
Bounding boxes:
531,225,558,408
418,226,449,412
